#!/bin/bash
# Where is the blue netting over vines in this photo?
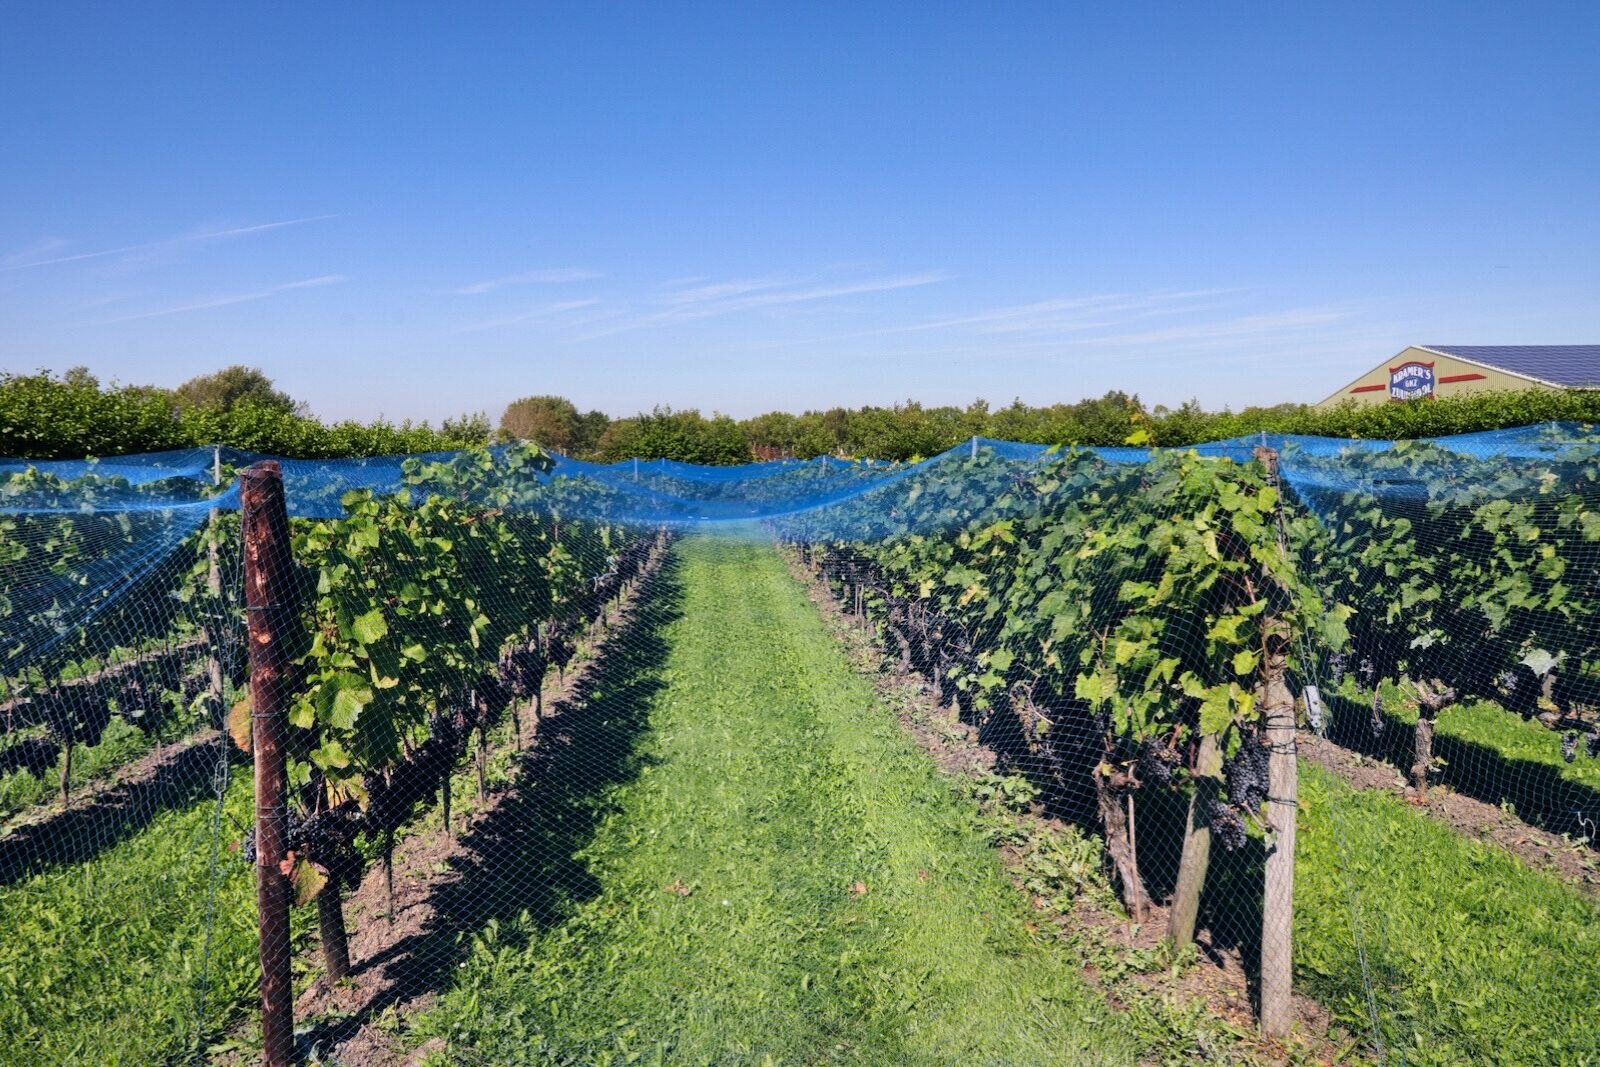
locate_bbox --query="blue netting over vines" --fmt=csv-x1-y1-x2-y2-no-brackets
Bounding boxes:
3,421,1599,1064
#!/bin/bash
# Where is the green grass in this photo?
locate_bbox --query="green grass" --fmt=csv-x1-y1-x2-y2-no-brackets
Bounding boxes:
0,768,264,1066
1293,761,1600,1067
0,719,154,823
419,536,1153,1066
1338,678,1600,813
1430,698,1600,800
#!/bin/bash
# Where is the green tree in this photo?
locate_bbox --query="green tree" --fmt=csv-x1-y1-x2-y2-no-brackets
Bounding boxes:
174,365,299,414
598,407,752,465
571,409,611,457
0,370,489,459
500,395,580,452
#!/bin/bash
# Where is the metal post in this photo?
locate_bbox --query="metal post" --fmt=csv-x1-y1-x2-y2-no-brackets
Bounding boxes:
240,461,294,1067
970,435,978,459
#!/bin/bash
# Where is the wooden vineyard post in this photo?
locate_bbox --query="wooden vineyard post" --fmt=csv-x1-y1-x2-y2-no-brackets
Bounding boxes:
1167,732,1221,949
1258,615,1297,1036
1254,444,1298,1037
241,461,295,1067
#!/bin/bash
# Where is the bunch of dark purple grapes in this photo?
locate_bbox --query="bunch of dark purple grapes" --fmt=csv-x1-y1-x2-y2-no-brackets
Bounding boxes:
1204,799,1248,852
241,804,363,887
1135,740,1179,789
1560,731,1598,763
1327,651,1348,687
1224,737,1271,814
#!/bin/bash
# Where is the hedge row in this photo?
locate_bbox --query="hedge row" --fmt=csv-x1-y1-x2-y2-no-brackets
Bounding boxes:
7,368,1598,462
0,372,490,459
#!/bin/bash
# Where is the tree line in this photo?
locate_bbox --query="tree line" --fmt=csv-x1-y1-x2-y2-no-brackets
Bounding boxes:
6,366,1600,462
504,388,1600,464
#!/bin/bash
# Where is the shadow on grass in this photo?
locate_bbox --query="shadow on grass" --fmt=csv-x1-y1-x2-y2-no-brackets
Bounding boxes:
1324,689,1600,844
0,736,232,886
302,552,683,1051
969,695,1197,899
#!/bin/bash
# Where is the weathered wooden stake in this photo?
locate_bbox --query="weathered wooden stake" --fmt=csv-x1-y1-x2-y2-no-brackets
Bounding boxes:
1168,733,1221,949
241,460,295,1067
1254,445,1298,1038
442,770,453,837
475,691,489,803
1259,617,1297,1036
383,828,396,921
58,737,72,806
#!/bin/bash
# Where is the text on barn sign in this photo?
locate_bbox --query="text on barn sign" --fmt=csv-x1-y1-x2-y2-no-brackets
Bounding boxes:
1389,361,1436,401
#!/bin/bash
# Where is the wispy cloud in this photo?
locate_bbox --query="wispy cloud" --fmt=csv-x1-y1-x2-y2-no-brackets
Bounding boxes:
657,277,790,306
454,298,602,333
740,286,1356,380
662,272,948,320
1056,307,1347,350
452,268,602,295
863,288,1246,339
746,287,1250,351
1,214,341,273
892,306,1356,368
78,290,145,310
1,237,74,270
99,274,348,323
573,270,950,340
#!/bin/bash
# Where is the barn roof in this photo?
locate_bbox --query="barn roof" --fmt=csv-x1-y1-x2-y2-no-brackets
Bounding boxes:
1417,345,1600,389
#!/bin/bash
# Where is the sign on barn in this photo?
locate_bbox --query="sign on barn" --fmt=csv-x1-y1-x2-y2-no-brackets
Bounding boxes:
1316,345,1600,410
1388,361,1435,400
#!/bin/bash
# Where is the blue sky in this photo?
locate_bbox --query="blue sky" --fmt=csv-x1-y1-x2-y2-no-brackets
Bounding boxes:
2,3,1597,423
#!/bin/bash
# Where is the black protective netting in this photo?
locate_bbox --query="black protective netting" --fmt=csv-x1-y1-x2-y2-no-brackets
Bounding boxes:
1,425,1597,1065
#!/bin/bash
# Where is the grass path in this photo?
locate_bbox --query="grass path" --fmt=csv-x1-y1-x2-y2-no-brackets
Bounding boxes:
420,536,1147,1066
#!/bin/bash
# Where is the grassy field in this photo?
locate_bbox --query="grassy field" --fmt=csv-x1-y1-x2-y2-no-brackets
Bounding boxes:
0,768,262,1066
418,536,1158,1066
1286,761,1600,1067
1324,679,1600,843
